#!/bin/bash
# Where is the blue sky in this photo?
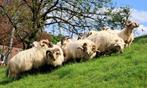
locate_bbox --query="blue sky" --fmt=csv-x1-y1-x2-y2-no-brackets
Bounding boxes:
45,0,147,37
113,0,147,36
113,0,147,10
113,0,147,25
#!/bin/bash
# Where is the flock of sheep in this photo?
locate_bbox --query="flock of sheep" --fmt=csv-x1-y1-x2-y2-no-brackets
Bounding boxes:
6,20,139,79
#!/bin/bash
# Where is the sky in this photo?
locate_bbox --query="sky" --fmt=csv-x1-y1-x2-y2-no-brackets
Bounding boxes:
113,0,147,37
45,0,147,37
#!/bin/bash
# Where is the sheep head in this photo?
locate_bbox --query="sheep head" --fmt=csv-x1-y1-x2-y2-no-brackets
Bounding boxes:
46,47,64,66
77,43,87,52
125,20,139,29
46,48,61,61
61,37,71,46
40,39,53,47
77,42,97,58
111,39,125,53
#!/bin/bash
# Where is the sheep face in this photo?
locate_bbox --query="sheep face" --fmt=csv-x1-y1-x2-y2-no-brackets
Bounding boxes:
126,21,139,29
111,39,125,53
46,47,64,66
77,42,97,59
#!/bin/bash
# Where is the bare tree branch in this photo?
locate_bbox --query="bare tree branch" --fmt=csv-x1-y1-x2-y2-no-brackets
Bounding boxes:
41,0,59,20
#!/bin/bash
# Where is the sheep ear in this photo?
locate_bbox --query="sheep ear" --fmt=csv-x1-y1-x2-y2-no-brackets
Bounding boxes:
135,23,139,27
40,39,49,46
126,21,132,26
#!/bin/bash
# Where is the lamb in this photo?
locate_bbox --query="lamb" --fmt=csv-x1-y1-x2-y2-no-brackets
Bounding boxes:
62,39,97,62
85,31,125,55
106,20,139,47
46,45,64,67
6,39,53,79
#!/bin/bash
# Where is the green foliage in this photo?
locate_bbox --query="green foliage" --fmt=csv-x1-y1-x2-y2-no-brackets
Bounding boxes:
0,36,146,88
106,6,130,29
51,35,60,44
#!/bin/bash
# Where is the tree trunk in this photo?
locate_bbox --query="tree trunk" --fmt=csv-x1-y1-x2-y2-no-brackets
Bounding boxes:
3,27,15,64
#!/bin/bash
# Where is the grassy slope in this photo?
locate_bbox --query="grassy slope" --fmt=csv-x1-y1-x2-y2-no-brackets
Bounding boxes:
0,35,147,88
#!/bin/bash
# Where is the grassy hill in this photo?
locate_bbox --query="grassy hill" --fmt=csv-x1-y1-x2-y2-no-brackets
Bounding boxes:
0,35,147,88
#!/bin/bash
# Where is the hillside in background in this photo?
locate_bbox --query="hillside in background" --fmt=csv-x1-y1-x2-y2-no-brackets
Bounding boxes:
0,35,147,88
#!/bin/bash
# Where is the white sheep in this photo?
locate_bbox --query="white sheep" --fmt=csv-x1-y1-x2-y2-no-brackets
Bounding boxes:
56,37,73,48
78,30,99,39
86,31,125,55
46,45,64,67
62,39,97,62
6,39,52,79
106,20,139,47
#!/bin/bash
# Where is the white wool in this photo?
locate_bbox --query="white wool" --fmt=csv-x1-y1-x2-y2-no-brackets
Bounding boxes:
62,39,97,62
46,45,64,66
7,40,51,78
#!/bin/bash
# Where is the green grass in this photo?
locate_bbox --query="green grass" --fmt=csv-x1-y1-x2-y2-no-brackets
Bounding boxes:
0,35,147,88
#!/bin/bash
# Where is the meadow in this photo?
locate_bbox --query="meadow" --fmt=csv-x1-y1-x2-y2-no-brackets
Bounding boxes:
0,35,147,88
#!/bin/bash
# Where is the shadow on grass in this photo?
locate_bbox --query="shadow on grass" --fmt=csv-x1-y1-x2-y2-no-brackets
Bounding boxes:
0,64,59,85
0,78,14,85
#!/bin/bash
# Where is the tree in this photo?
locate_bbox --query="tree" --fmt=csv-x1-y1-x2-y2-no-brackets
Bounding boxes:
0,0,130,63
0,0,131,46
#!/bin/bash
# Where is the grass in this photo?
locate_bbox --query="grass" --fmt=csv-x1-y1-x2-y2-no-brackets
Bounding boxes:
0,35,147,88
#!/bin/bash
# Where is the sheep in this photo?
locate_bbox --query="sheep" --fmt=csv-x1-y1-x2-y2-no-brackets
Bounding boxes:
46,45,64,67
6,39,52,79
78,27,110,40
78,30,99,39
85,31,125,56
106,20,139,47
56,37,73,48
99,39,125,55
62,39,97,62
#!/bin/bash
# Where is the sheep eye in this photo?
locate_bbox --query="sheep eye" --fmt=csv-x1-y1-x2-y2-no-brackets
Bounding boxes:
56,52,60,55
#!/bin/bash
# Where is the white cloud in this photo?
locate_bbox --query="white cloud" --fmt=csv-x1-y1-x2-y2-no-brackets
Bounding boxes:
130,9,147,23
134,25,147,37
130,9,147,37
